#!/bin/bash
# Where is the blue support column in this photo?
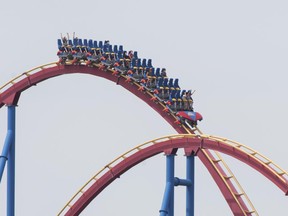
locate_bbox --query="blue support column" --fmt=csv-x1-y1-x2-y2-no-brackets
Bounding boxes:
0,106,15,182
159,154,175,216
167,154,175,216
0,106,16,216
159,183,173,216
0,132,13,181
186,154,195,216
7,105,16,216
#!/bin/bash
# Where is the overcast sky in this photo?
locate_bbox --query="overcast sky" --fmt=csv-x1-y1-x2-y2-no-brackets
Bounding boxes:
0,0,288,215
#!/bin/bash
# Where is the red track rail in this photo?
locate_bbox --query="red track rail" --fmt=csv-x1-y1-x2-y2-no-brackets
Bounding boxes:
63,135,288,215
1,64,286,215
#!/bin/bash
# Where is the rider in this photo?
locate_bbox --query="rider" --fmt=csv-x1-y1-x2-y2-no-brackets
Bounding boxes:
186,90,194,111
160,68,167,77
182,90,193,111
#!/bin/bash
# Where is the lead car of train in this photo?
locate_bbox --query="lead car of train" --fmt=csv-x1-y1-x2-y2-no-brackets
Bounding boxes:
57,38,203,128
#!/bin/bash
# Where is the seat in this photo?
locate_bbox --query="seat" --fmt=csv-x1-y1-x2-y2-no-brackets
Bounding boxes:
142,58,147,68
168,78,174,90
175,90,181,100
155,68,161,78
83,39,88,47
176,90,183,101
175,90,183,110
103,45,109,53
160,68,167,78
163,78,169,89
180,90,186,99
98,41,103,48
88,39,93,49
118,51,123,59
168,90,177,111
58,39,64,50
169,90,176,101
93,41,98,49
147,59,153,68
136,58,142,68
108,45,113,53
131,58,137,68
72,38,78,47
174,79,180,90
103,46,109,52
113,45,118,53
150,67,156,77
78,39,83,47
133,51,138,59
81,39,88,52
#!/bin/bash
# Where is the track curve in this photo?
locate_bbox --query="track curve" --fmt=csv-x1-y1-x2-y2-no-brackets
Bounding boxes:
58,134,288,215
0,63,185,131
0,62,286,215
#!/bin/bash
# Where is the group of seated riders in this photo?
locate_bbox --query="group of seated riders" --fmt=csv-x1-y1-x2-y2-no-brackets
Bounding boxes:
57,37,194,113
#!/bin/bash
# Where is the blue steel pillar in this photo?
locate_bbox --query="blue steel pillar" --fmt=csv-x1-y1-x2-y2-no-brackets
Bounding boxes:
0,106,16,216
159,154,175,216
186,154,195,216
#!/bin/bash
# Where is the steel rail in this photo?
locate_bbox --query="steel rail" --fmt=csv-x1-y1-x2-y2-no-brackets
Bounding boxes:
0,62,59,93
0,61,258,215
207,135,288,185
57,133,288,215
0,60,284,215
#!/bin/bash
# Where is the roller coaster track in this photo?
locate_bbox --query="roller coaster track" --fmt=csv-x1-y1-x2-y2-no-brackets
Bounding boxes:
57,134,288,215
0,60,287,215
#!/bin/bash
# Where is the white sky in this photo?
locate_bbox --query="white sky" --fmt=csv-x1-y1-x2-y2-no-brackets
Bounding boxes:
0,0,288,215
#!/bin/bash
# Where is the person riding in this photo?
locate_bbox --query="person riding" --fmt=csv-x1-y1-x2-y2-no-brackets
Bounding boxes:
160,68,167,77
186,90,194,111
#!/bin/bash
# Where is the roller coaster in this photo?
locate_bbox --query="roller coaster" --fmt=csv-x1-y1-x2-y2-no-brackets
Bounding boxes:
57,38,203,128
0,37,287,216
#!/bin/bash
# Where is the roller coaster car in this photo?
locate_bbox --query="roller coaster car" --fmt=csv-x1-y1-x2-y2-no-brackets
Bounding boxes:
176,111,203,126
